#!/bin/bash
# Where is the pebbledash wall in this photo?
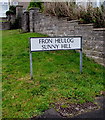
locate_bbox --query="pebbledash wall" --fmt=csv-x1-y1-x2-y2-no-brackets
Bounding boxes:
22,8,105,66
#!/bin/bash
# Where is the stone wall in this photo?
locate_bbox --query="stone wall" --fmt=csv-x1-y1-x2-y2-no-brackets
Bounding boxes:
0,5,23,30
0,21,10,30
22,8,105,66
0,15,16,30
0,17,10,30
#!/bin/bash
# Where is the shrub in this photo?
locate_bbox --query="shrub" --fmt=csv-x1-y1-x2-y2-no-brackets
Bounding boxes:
6,10,14,16
6,5,20,29
28,0,43,10
79,5,94,24
93,7,105,28
6,5,16,16
43,2,105,28
43,2,78,19
79,5,105,28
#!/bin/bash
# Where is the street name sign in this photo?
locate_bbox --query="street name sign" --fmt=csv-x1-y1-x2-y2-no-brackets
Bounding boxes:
30,37,82,51
29,36,82,79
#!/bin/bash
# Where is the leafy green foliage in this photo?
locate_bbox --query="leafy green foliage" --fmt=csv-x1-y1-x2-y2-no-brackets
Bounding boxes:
2,30,105,118
28,1,43,10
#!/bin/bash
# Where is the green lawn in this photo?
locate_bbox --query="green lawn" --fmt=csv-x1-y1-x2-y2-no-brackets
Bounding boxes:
2,29,105,118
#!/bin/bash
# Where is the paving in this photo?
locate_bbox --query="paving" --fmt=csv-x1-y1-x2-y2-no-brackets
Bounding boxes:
31,96,105,119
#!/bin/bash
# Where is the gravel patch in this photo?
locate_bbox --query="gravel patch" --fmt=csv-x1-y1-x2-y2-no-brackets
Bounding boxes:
54,101,99,117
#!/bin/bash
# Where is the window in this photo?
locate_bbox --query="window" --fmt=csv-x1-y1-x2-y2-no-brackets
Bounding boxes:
0,1,9,17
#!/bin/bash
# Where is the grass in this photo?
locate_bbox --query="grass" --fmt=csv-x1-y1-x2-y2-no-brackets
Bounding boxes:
0,20,8,22
2,29,105,118
0,30,2,119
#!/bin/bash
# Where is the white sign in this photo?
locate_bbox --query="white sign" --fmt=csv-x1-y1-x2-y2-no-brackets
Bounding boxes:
30,37,82,52
29,36,82,79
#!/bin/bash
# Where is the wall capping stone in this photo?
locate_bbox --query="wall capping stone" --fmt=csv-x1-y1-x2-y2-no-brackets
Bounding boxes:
93,28,105,31
16,5,23,7
24,11,29,13
79,23,93,26
67,20,79,23
29,7,40,11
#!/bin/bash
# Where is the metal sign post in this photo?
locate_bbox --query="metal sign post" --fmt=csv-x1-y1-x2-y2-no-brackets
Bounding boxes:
80,49,82,73
29,51,33,79
29,36,82,79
